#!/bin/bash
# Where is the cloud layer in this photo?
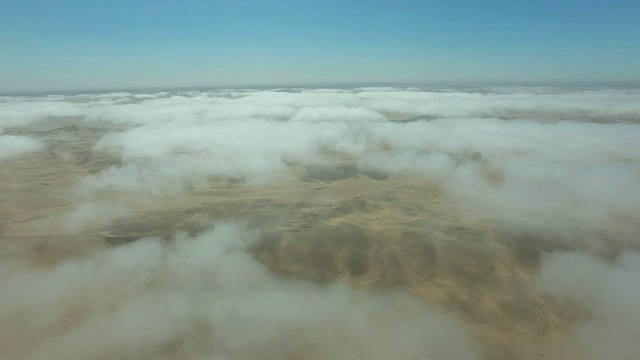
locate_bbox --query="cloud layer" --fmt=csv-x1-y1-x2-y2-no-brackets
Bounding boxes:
540,251,640,360
0,132,42,161
45,88,639,252
0,223,481,360
2,86,640,359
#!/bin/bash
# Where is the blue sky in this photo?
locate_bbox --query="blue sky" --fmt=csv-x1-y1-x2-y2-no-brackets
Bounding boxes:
1,0,639,91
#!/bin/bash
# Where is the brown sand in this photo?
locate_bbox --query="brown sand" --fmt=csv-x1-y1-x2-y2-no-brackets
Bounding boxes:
0,119,579,360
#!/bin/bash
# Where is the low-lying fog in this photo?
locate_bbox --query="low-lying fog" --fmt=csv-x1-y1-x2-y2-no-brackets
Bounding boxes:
1,86,639,359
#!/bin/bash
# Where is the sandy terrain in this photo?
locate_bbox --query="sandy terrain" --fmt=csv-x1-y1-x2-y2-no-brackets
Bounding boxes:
1,118,578,360
2,87,639,359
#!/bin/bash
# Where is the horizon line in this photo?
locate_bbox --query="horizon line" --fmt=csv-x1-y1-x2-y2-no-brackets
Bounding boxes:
2,79,640,96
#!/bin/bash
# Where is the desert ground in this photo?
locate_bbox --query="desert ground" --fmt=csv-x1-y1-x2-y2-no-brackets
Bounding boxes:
1,87,639,360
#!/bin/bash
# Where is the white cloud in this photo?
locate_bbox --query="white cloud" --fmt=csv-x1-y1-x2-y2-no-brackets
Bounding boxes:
0,133,43,160
3,86,640,358
0,223,482,360
540,251,640,360
82,108,640,251
3,87,637,250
